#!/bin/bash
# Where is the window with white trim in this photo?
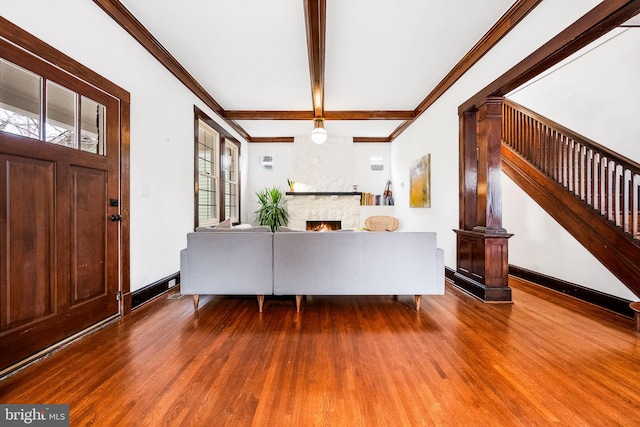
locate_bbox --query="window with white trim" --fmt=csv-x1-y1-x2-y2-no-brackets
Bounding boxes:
224,139,239,223
197,119,219,226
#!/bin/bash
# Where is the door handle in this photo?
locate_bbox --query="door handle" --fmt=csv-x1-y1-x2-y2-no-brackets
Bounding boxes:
110,214,122,222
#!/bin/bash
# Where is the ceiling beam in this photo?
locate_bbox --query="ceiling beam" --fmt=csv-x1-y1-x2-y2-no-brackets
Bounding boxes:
249,137,295,143
224,110,415,120
304,0,326,119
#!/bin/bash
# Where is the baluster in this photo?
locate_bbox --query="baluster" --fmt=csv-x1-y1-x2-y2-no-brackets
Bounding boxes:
533,117,538,166
600,156,607,215
593,152,600,211
586,148,593,206
528,115,533,161
577,144,585,201
623,168,630,233
607,159,615,221
544,125,551,176
614,164,622,226
551,130,560,182
633,174,639,239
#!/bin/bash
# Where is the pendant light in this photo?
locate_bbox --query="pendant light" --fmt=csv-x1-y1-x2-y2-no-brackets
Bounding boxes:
311,118,327,144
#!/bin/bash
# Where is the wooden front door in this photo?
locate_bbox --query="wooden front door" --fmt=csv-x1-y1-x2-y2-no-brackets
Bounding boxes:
0,41,122,370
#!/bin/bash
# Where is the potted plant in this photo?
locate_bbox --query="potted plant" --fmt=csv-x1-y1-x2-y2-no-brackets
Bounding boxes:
255,186,290,232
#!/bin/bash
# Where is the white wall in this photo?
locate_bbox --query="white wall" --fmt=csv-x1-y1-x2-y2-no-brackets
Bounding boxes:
2,0,249,292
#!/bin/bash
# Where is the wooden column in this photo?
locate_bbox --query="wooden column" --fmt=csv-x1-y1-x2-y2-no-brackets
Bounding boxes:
454,97,513,302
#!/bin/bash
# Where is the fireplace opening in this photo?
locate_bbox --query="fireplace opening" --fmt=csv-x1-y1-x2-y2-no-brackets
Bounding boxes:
306,220,341,232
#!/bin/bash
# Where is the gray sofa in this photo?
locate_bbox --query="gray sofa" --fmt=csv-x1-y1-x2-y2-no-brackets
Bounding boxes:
273,231,444,311
179,228,444,312
180,227,273,312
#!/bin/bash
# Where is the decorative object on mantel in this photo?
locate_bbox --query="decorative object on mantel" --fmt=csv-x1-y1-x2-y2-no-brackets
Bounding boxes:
310,118,327,144
255,186,290,232
287,179,296,192
383,179,394,205
409,153,431,208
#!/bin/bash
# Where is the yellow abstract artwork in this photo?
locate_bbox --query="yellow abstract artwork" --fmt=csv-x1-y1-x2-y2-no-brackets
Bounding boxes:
409,154,431,208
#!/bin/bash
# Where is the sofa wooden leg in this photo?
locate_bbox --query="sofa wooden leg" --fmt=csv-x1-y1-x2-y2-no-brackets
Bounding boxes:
295,295,302,312
193,295,199,312
415,295,422,311
257,295,264,312
392,295,398,301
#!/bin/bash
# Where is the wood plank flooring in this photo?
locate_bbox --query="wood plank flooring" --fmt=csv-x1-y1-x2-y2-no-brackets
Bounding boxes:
1,278,640,426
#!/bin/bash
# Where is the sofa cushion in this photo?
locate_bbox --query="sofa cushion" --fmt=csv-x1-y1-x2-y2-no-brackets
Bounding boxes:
215,218,232,228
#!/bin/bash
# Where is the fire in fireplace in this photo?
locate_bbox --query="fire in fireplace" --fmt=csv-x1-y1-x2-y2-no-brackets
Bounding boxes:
306,220,341,232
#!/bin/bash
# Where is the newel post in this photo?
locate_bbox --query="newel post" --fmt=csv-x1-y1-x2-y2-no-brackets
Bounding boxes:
454,97,513,302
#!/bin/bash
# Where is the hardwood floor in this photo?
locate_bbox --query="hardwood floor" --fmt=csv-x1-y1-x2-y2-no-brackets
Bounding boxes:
1,278,639,426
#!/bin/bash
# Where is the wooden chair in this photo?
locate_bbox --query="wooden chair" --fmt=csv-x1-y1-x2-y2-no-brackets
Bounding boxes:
364,216,399,232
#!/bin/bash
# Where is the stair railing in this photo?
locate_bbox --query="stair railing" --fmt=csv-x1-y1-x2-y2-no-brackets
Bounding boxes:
502,99,640,240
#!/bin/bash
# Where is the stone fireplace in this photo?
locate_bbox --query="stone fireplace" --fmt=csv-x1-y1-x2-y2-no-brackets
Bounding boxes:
285,137,362,230
306,220,341,231
286,193,361,231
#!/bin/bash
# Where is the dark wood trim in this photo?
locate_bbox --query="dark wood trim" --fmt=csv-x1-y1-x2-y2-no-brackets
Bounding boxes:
509,265,634,318
460,0,640,113
224,110,415,121
304,0,326,118
226,111,315,120
120,99,132,315
353,137,391,143
388,0,542,141
325,111,415,121
131,273,181,309
249,137,295,143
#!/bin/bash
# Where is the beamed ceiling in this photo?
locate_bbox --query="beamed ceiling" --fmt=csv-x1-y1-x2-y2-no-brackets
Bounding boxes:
94,1,549,142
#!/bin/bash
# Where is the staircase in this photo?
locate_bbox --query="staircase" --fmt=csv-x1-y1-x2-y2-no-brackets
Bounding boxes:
500,99,640,297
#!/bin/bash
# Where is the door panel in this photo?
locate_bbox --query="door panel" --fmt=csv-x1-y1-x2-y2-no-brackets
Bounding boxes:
1,155,56,329
70,166,108,305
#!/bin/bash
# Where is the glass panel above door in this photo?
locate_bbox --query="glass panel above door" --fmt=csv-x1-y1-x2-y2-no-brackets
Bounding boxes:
0,59,42,140
80,96,106,155
46,81,77,148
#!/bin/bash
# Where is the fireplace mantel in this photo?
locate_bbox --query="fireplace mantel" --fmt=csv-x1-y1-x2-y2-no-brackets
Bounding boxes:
286,192,361,196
